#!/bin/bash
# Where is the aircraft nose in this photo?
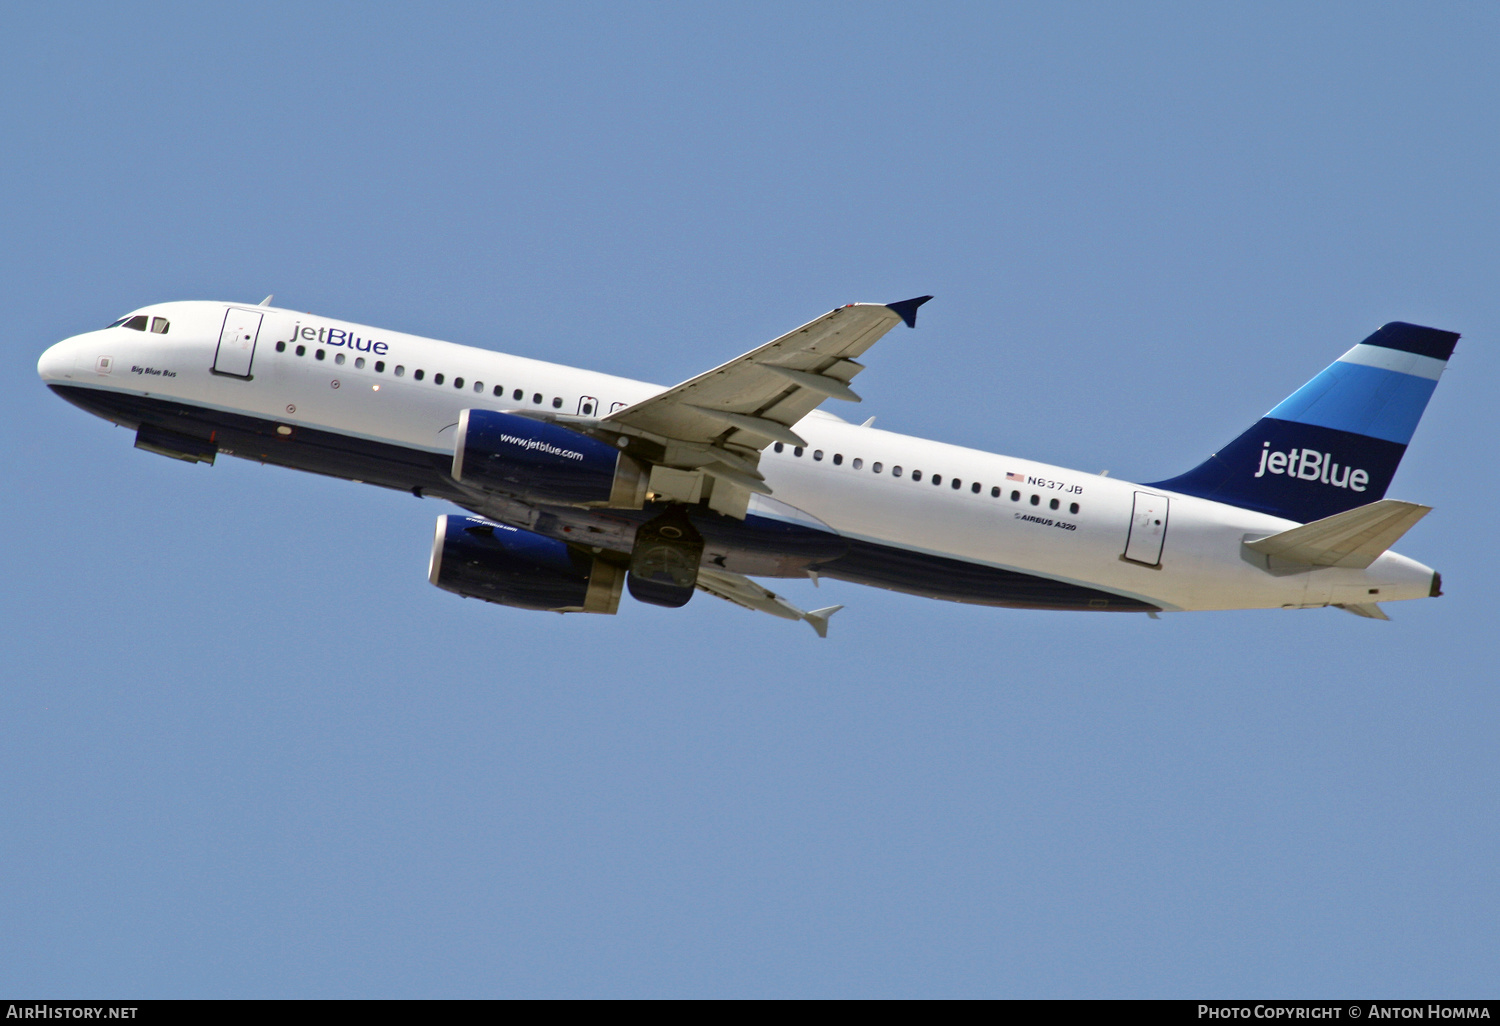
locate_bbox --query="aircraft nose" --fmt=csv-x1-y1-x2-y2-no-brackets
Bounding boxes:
37,337,78,382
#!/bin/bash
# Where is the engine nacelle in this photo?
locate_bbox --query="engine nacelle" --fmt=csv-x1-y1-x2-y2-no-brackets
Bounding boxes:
452,409,647,508
428,515,624,614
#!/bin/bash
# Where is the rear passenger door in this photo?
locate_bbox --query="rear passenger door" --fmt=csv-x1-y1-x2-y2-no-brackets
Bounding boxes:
1123,491,1169,566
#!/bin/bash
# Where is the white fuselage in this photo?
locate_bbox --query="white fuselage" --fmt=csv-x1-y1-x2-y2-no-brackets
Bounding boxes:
38,301,1438,612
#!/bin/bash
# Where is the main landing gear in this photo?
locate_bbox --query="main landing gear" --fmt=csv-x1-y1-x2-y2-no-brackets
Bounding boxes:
627,505,703,608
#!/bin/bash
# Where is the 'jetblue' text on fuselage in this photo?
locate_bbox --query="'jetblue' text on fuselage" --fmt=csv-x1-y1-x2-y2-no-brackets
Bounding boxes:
289,322,389,356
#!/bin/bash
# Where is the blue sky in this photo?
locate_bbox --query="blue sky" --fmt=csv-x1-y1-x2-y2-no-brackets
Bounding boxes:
1,2,1496,997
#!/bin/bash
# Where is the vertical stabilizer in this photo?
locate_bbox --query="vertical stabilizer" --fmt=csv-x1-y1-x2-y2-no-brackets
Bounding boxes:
1149,322,1458,522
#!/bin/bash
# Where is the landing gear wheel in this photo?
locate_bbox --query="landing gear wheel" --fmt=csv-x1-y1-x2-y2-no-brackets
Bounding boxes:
627,506,704,608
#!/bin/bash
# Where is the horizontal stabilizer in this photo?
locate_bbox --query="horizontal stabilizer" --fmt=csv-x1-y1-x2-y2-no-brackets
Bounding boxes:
1334,602,1391,620
1243,499,1430,571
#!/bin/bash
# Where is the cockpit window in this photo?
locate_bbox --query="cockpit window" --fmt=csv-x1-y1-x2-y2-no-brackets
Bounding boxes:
107,317,128,328
122,315,148,331
150,317,169,334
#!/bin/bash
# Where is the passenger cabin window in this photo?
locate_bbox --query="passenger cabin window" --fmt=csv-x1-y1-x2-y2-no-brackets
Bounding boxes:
793,447,804,457
296,344,306,357
912,470,922,481
1069,502,1080,514
335,353,346,365
150,317,169,334
375,361,385,372
991,486,1000,497
474,381,483,393
813,450,823,461
513,389,523,400
833,453,843,465
454,377,464,389
414,369,424,380
1030,494,1040,505
774,442,784,453
852,458,863,470
971,482,981,493
1050,498,1060,510
532,393,542,404
493,385,503,396
434,373,445,385
395,365,405,377
123,315,148,331
873,462,883,473
1011,490,1021,501
315,349,325,360
275,341,286,352
552,397,563,408
355,357,365,369
892,466,902,477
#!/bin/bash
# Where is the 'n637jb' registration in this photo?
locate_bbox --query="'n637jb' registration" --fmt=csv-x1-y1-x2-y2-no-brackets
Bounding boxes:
39,297,1454,634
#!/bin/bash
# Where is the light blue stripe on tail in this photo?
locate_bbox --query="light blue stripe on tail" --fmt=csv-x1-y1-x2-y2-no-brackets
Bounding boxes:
1266,361,1438,445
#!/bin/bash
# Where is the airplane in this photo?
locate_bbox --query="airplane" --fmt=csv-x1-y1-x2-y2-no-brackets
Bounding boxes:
37,296,1456,635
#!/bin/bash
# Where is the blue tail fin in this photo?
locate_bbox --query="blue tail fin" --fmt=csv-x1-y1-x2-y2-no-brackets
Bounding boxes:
1149,322,1458,523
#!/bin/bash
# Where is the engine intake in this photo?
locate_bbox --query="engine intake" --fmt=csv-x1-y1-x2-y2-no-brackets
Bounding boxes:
428,515,624,614
452,409,647,508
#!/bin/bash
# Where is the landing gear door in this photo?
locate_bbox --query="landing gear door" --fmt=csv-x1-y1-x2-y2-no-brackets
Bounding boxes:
214,308,263,379
1124,491,1169,566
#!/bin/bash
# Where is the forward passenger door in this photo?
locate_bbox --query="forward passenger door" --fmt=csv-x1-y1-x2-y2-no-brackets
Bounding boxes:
213,308,263,379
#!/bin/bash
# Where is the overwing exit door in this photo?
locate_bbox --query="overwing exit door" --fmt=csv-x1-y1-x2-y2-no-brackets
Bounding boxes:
1123,491,1169,566
213,308,263,378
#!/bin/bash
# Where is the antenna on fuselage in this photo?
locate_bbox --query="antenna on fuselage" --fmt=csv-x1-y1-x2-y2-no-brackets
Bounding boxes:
258,295,273,306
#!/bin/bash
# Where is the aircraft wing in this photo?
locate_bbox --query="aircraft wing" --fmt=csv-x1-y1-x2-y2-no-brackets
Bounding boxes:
599,297,930,514
696,566,844,638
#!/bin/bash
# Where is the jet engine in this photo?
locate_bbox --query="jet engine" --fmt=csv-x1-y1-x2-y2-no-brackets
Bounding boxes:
428,515,624,613
452,409,647,508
